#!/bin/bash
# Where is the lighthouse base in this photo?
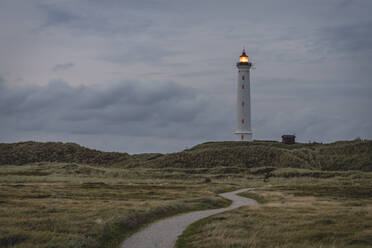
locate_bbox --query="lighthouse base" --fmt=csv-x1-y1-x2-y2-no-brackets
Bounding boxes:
234,131,253,141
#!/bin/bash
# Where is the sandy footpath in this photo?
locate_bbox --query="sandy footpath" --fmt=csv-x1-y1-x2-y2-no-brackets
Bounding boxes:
121,188,257,248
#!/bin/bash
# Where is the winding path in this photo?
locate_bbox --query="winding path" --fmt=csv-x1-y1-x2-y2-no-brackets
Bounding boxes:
121,188,257,248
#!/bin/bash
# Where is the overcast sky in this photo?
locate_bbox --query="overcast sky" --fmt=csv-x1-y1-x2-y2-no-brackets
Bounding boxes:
1,0,371,153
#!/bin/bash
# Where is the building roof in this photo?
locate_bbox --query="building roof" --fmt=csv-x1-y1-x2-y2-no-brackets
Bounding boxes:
282,135,296,138
240,49,248,58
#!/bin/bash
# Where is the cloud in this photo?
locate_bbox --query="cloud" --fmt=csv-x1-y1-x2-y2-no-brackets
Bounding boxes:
37,1,153,37
1,74,371,153
1,1,372,153
0,79,233,152
103,45,178,65
52,62,75,72
38,3,78,27
318,22,372,55
252,76,372,143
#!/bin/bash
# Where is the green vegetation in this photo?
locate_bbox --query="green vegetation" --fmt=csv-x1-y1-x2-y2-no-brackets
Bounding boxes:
1,140,372,171
151,140,372,171
0,141,128,165
238,191,268,204
176,174,372,248
0,140,371,247
0,162,236,248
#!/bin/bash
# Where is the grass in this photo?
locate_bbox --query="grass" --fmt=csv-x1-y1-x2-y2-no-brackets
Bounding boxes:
0,162,237,248
1,162,371,247
150,140,372,171
1,140,372,247
238,191,268,204
2,140,372,171
175,174,372,248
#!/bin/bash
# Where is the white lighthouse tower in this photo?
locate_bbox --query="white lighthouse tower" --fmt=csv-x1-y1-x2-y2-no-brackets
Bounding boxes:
235,49,253,141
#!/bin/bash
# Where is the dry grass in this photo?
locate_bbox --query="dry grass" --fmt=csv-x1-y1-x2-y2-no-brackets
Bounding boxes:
0,162,240,248
1,140,372,247
2,162,372,247
2,140,372,171
176,176,372,248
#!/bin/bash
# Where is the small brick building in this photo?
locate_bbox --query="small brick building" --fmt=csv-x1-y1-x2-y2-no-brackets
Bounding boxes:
282,135,296,144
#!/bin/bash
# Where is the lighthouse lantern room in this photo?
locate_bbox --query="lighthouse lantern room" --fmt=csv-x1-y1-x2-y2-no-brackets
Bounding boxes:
235,49,253,141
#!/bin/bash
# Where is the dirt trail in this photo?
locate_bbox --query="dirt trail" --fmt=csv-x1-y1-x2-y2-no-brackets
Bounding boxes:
121,188,257,248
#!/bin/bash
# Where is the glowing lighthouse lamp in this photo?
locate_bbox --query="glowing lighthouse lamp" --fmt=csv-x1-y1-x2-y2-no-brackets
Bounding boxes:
235,49,253,141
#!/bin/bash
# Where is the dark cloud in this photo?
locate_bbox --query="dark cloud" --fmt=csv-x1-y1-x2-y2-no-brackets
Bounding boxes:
319,22,372,54
1,75,370,153
1,0,372,152
37,2,152,36
252,77,372,143
52,62,75,72
0,80,231,150
38,3,78,27
104,46,178,65
335,0,355,9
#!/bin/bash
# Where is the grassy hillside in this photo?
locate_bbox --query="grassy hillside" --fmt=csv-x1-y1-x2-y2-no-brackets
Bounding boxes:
0,141,162,166
1,140,371,171
147,140,372,171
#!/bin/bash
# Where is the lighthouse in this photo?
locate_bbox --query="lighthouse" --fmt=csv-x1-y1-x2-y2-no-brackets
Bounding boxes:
235,49,253,141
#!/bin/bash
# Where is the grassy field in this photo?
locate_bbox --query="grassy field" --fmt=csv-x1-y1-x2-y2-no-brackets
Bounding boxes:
0,162,241,248
0,140,371,247
175,173,372,248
